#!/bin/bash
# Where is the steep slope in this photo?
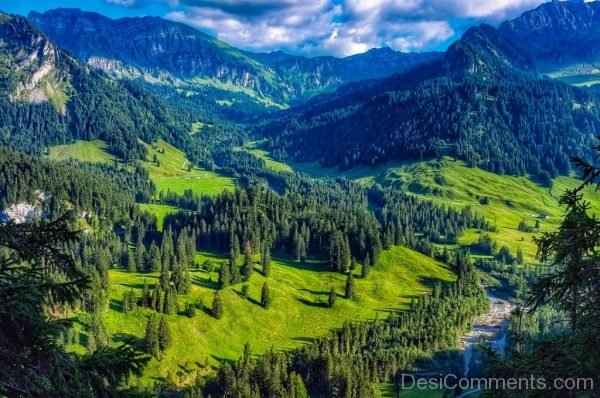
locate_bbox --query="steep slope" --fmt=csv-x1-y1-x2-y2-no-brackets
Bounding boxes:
498,0,600,71
29,8,440,108
251,47,440,102
28,8,287,106
0,12,186,160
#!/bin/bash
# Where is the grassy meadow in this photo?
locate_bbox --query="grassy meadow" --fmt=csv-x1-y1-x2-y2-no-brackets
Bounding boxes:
103,246,454,386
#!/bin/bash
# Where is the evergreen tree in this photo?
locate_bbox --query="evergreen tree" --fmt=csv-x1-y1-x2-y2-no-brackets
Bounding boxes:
261,282,272,309
141,278,151,307
144,314,160,357
158,316,172,352
242,242,254,278
127,250,136,273
229,257,242,285
148,241,162,272
328,287,336,308
135,236,145,272
262,248,272,277
345,272,355,299
163,286,178,315
151,284,163,313
516,246,524,265
218,262,231,289
212,291,224,319
361,253,370,279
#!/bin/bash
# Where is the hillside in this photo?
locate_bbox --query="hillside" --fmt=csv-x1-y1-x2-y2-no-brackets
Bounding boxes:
0,12,187,160
100,246,455,386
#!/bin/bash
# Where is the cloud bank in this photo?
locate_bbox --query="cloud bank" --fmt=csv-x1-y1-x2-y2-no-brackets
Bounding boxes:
109,0,549,56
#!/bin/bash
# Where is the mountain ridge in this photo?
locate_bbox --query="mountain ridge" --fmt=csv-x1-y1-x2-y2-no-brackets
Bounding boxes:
28,8,441,106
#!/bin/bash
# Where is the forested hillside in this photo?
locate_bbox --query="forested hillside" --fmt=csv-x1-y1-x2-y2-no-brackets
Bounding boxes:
0,13,187,160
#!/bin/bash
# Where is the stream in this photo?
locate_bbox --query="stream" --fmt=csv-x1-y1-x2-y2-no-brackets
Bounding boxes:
460,293,516,377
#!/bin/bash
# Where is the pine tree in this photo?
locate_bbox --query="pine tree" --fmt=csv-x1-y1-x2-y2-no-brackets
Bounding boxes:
328,287,336,308
135,236,145,272
141,278,151,307
361,253,370,279
516,246,524,264
163,286,178,315
151,284,163,313
212,291,224,319
229,257,242,285
158,316,172,352
345,272,355,299
262,248,272,277
127,250,136,273
148,241,162,272
144,315,160,357
242,242,253,278
218,262,231,289
261,282,272,309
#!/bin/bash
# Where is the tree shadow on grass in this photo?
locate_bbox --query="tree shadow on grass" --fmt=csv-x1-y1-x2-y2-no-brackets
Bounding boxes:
233,289,262,306
192,275,218,290
110,298,122,312
298,288,329,296
296,297,328,308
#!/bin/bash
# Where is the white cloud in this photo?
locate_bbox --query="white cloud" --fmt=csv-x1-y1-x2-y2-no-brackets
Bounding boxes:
131,0,554,56
106,0,137,6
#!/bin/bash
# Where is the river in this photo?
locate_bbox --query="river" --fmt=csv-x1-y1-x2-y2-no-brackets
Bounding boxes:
460,293,516,377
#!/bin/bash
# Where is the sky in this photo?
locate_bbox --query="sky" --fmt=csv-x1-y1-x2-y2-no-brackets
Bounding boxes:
0,0,574,57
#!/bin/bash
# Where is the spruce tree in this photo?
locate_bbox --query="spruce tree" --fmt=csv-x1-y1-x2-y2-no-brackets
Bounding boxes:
261,282,272,309
148,241,162,272
218,262,231,289
361,253,370,279
262,248,272,277
144,314,160,357
242,243,254,279
163,286,178,315
158,316,172,352
328,287,336,308
127,250,136,273
345,272,355,299
212,291,224,319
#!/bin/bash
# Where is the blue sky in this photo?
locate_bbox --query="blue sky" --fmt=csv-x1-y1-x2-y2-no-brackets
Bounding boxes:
2,0,558,56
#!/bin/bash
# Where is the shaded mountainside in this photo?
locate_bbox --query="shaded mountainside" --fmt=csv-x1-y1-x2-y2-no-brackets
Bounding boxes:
259,1,600,180
251,47,440,102
29,8,440,107
0,12,187,160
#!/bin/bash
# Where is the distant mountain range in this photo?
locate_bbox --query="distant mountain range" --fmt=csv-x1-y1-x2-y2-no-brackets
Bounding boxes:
28,8,440,107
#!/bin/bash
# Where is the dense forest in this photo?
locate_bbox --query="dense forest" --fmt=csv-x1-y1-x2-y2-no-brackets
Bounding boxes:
261,74,599,181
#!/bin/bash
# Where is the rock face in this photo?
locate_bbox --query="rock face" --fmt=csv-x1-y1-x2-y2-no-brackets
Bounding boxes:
29,8,440,104
498,0,600,69
0,14,68,111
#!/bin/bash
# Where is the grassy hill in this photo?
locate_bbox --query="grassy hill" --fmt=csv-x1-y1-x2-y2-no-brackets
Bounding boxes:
278,156,600,263
102,246,454,387
48,140,116,164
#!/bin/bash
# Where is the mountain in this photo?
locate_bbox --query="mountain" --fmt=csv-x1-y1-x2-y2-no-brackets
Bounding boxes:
28,8,440,107
0,12,186,160
258,1,600,180
498,0,600,71
250,47,440,101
